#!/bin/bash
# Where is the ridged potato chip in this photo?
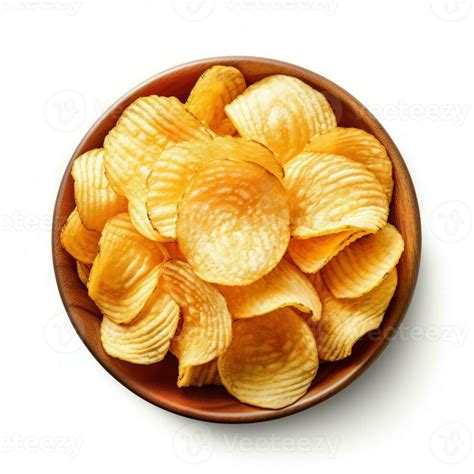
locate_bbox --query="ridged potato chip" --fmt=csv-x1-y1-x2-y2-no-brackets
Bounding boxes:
88,213,166,323
176,159,290,285
218,259,321,321
305,127,393,200
309,270,397,360
186,65,246,136
72,148,127,231
128,198,165,242
321,223,404,298
177,359,221,388
218,308,318,409
147,136,282,239
100,287,180,364
287,231,366,274
60,208,100,264
225,75,336,164
104,96,213,240
283,152,388,238
157,260,232,380
77,261,91,286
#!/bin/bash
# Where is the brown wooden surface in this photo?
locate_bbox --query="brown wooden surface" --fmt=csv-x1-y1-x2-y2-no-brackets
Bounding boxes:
52,57,421,423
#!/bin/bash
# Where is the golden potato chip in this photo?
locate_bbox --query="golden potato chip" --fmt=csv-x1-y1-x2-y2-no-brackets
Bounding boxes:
147,136,283,239
128,198,167,242
321,223,404,298
218,259,321,321
103,96,213,240
283,152,388,238
72,148,127,231
308,270,397,360
88,213,166,323
100,287,180,364
225,75,336,164
60,208,100,264
176,159,290,285
209,136,283,179
77,261,91,286
177,359,221,388
186,65,246,135
305,127,393,200
287,231,366,274
157,260,232,378
218,308,318,409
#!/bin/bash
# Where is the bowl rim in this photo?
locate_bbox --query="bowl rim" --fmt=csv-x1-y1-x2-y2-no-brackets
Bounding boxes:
52,55,422,424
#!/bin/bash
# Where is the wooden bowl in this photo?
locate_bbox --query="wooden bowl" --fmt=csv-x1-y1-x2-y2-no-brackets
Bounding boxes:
52,57,421,423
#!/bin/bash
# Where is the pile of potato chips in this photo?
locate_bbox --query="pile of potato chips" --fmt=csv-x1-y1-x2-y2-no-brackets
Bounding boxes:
61,65,404,409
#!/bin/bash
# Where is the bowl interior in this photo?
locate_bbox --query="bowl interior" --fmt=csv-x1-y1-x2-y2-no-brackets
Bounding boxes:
53,57,421,423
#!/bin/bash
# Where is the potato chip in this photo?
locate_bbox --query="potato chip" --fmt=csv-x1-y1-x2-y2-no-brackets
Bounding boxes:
72,148,127,231
88,213,166,323
157,260,232,378
305,127,393,200
60,208,100,264
147,136,283,239
104,96,213,240
77,261,91,286
218,259,321,321
308,270,397,360
321,223,404,298
100,287,180,364
177,359,221,388
128,198,167,242
287,231,366,273
176,159,290,285
283,152,388,238
218,308,318,409
186,65,246,136
225,75,336,164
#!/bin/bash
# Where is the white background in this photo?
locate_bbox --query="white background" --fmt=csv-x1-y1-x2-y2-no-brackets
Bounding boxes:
0,0,473,472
